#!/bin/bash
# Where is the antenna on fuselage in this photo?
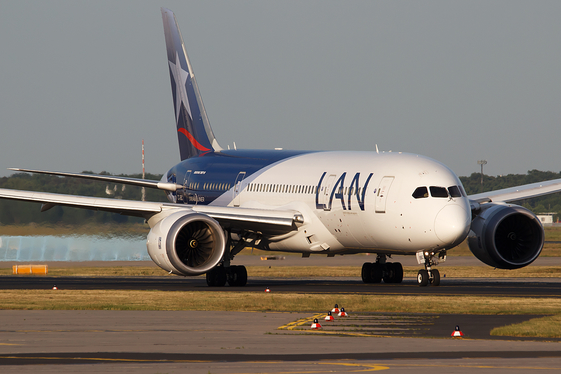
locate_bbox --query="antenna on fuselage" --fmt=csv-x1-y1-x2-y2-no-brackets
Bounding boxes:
375,144,379,154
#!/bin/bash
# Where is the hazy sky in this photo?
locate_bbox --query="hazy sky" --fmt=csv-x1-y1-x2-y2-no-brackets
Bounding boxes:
1,1,560,179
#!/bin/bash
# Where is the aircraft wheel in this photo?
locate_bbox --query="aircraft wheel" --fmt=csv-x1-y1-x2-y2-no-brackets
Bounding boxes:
383,263,404,284
371,263,383,283
393,263,404,284
206,266,227,287
227,265,248,287
383,262,395,283
430,268,440,286
417,270,429,287
361,263,373,283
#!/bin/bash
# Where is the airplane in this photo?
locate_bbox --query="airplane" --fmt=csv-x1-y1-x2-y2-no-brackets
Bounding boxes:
2,8,561,287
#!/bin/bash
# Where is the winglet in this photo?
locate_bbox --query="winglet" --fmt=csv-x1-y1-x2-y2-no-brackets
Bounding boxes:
161,8,222,160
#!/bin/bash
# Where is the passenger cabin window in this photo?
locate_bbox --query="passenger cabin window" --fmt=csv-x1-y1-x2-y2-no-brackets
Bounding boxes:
412,187,429,199
430,186,448,198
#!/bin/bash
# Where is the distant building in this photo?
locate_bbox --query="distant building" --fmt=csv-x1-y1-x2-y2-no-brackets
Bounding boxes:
537,213,555,225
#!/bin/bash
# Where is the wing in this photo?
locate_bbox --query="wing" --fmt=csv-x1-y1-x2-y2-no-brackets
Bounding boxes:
0,188,302,231
9,168,183,192
468,178,561,205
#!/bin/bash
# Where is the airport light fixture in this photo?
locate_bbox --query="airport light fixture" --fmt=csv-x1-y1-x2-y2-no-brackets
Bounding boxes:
477,160,487,192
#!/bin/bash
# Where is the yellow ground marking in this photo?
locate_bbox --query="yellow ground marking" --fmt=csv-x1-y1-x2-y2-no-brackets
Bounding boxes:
278,313,408,337
278,313,324,330
0,356,557,371
319,362,389,371
226,362,561,373
386,363,561,370
179,361,390,373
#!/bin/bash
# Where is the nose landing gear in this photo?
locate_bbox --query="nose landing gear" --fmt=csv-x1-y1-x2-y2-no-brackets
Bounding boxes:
416,251,444,287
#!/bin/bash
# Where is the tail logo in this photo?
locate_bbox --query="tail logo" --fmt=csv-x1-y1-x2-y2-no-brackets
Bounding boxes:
162,8,222,159
168,51,192,124
178,128,211,152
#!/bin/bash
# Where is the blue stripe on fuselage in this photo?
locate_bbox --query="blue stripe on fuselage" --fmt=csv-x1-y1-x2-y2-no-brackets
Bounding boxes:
165,149,318,205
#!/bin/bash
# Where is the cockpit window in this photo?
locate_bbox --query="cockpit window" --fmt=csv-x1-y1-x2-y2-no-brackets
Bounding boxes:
430,186,448,198
412,186,429,199
448,185,462,198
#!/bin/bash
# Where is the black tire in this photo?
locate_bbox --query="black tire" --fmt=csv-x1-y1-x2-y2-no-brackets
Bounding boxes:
383,262,394,283
393,262,404,284
361,263,373,283
228,265,248,287
206,266,227,287
371,263,383,283
417,269,429,287
430,268,440,287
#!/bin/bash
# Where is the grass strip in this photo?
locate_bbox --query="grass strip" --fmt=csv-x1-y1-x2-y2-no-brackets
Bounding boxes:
2,290,561,338
0,223,149,237
491,315,561,338
2,265,561,278
2,290,561,315
5,224,561,239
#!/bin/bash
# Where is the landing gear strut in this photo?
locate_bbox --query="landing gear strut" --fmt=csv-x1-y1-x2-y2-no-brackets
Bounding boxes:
416,251,444,287
205,230,256,287
361,255,403,284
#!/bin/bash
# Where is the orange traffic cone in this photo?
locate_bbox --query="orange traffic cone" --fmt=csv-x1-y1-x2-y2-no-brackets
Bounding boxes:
331,304,340,313
338,307,348,317
52,285,58,290
264,287,270,293
311,318,322,329
451,325,464,337
324,311,334,321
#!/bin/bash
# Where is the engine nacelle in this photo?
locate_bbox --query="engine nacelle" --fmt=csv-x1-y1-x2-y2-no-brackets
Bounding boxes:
468,204,544,269
146,211,226,276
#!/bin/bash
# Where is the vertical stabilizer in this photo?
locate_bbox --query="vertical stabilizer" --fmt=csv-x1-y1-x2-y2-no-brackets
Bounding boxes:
161,8,222,160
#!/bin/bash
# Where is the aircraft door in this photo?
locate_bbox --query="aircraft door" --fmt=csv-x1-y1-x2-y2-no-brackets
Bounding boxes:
183,170,198,204
319,174,336,211
233,172,246,207
375,176,394,213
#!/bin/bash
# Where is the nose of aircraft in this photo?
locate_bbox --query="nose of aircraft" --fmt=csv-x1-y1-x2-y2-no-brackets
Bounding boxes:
434,204,471,246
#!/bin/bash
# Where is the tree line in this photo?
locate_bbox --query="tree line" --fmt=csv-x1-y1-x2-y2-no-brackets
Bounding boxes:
0,170,559,225
460,169,561,217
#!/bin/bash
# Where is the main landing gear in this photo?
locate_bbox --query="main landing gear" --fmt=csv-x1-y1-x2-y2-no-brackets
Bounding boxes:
205,230,256,287
206,264,247,287
361,252,445,287
361,255,403,284
416,250,444,287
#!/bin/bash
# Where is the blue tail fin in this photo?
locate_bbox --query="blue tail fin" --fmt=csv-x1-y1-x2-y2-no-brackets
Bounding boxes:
161,8,222,160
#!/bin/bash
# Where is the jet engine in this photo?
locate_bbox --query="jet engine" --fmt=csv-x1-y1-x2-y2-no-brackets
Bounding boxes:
468,204,543,269
146,211,226,276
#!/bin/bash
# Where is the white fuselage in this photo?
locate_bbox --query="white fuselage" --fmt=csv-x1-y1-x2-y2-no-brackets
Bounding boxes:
202,151,472,256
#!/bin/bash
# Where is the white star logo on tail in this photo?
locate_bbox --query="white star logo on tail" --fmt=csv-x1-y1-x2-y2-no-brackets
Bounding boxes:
168,51,192,122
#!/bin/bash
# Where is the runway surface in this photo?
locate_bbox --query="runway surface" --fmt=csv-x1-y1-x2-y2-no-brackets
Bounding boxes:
2,257,561,372
2,274,561,298
1,310,560,373
2,255,561,296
